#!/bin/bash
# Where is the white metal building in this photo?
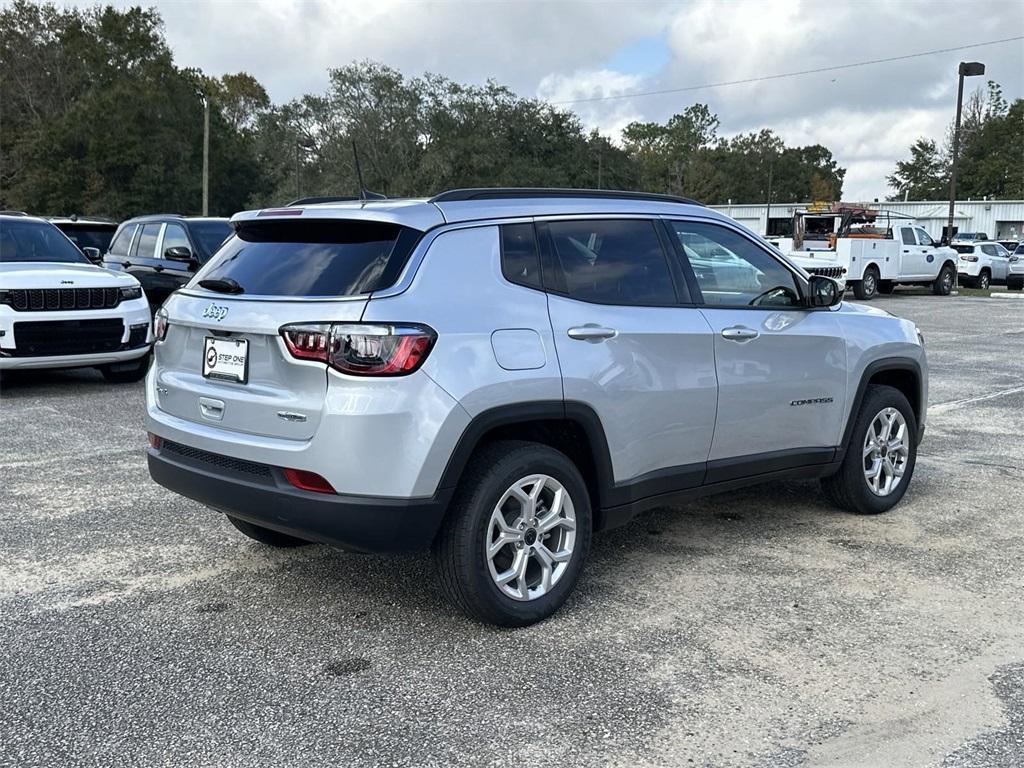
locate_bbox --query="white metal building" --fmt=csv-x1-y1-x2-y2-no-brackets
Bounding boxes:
710,200,1024,242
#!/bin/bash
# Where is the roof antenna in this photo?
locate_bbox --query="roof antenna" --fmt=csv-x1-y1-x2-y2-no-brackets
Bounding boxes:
351,141,386,202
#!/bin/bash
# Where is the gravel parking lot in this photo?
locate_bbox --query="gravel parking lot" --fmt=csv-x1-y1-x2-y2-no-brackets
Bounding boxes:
2,292,1023,768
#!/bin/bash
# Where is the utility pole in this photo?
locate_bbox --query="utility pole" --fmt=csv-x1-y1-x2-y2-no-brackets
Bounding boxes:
295,138,315,201
597,144,603,190
946,61,985,246
201,96,210,216
765,159,774,237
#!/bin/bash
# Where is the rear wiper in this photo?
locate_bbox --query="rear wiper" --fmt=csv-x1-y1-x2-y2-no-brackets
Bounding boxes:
198,277,244,294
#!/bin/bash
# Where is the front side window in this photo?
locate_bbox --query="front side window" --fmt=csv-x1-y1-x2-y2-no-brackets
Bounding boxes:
915,229,935,246
994,244,1010,258
133,223,162,259
0,219,89,264
162,224,191,257
668,220,801,308
545,219,677,305
900,228,916,246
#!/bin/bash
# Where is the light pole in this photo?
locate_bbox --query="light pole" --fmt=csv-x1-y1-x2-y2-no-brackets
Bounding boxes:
295,137,315,200
201,95,210,216
945,61,985,245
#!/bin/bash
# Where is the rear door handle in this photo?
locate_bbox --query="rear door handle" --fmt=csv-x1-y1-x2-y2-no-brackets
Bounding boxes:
567,325,617,341
721,326,759,342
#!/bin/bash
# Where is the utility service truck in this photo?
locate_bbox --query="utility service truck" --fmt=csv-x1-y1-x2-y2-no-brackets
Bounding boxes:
770,204,958,300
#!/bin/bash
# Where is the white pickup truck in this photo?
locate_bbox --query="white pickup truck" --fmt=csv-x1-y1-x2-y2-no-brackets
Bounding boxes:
770,208,958,300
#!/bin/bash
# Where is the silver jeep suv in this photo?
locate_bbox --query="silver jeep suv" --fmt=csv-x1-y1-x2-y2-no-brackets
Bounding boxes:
146,189,927,626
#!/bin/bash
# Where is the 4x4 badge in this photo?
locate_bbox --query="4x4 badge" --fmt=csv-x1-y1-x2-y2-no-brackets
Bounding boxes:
202,303,229,322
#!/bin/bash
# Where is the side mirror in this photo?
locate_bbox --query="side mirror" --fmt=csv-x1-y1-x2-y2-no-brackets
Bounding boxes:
807,274,842,308
165,246,194,263
82,246,102,264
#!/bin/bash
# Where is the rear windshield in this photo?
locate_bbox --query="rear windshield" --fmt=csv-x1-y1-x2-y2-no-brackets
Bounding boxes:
52,223,116,252
0,219,89,264
191,220,419,296
189,220,233,259
952,244,976,254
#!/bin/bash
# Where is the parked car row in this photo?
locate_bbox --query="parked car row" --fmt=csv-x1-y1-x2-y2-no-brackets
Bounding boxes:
768,208,1023,299
0,211,231,381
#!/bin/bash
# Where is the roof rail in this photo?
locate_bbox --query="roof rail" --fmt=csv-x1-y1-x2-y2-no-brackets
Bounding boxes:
0,210,30,216
428,187,704,206
286,195,363,206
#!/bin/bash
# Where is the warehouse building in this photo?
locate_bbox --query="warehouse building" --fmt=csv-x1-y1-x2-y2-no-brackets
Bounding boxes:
710,200,1024,242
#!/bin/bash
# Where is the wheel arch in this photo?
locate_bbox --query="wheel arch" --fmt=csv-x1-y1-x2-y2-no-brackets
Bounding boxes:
436,401,616,530
839,357,925,455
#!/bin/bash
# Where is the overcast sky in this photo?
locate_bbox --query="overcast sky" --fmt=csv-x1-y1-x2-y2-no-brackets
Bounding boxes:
82,0,1024,200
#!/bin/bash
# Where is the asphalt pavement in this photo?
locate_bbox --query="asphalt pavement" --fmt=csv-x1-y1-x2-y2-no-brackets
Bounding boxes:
1,291,1022,767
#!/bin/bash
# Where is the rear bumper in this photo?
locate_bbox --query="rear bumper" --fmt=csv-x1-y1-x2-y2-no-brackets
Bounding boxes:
147,443,452,553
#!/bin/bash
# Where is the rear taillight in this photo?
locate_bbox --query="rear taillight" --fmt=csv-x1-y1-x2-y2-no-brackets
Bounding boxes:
154,308,169,341
960,254,979,262
280,323,435,376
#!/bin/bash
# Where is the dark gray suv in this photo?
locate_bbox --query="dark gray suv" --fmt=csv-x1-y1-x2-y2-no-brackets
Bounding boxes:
103,215,231,311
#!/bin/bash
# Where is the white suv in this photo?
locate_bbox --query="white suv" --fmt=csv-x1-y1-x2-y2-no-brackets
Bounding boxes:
0,214,152,382
953,241,1014,289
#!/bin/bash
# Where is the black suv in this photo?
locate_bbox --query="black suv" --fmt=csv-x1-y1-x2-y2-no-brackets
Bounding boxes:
49,216,119,263
103,215,232,311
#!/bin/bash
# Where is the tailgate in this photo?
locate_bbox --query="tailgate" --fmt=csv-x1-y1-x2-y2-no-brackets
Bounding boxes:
153,294,366,440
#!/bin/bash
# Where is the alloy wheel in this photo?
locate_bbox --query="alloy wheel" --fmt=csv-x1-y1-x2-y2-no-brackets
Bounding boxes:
485,474,577,601
862,407,910,497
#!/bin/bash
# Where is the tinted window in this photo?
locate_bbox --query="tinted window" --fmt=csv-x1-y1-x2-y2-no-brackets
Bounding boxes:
162,223,191,257
1016,244,1024,255
54,223,116,252
108,224,136,256
500,223,542,290
134,223,162,258
981,244,997,257
0,219,89,264
546,219,676,305
952,244,976,254
669,220,801,308
900,228,916,246
188,220,232,259
192,220,418,297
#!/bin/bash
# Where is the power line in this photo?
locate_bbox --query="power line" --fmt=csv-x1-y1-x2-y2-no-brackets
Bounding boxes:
551,35,1024,105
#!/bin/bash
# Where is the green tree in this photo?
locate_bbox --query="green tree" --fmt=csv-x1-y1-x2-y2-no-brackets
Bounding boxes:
886,138,948,201
957,99,1024,199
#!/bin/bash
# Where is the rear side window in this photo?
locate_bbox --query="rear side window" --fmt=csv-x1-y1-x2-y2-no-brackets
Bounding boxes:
133,223,162,258
544,219,677,305
193,220,419,297
981,244,997,257
500,223,542,290
108,225,136,256
900,228,916,246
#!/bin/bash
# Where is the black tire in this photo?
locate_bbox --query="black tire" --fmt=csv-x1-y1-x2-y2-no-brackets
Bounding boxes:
877,281,895,295
977,270,991,290
821,384,918,515
932,263,955,295
852,266,879,300
100,352,151,383
226,515,310,547
433,440,592,627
